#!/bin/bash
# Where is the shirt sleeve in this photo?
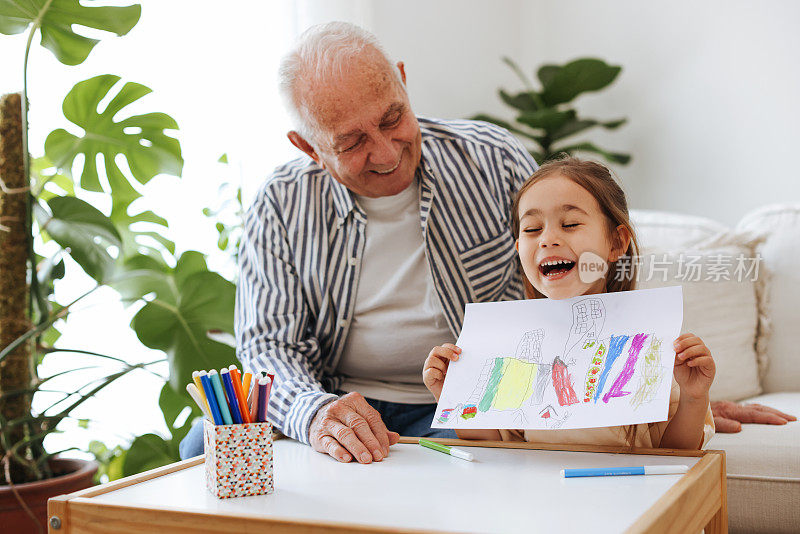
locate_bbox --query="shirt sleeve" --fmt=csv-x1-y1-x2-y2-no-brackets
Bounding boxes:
236,188,337,444
500,126,539,198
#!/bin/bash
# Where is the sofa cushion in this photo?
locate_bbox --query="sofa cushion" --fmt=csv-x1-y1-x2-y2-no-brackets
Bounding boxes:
637,240,761,402
630,209,729,249
707,392,800,533
736,204,800,393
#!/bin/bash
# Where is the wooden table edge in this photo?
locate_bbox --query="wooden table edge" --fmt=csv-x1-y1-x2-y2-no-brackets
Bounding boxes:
48,438,726,534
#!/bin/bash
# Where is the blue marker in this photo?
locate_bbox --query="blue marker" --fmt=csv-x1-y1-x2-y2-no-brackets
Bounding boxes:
561,465,689,478
221,368,243,425
199,371,223,425
208,370,233,425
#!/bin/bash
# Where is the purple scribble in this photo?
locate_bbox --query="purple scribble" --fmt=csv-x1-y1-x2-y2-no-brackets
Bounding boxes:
602,333,649,403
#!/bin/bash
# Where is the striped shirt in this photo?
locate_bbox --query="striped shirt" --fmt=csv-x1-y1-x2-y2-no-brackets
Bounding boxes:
236,117,538,443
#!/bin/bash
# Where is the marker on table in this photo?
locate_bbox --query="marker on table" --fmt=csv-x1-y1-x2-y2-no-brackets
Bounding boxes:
208,370,233,425
221,368,243,425
186,383,212,421
248,379,260,423
419,438,474,462
561,465,689,478
199,371,223,425
191,371,211,415
228,365,252,424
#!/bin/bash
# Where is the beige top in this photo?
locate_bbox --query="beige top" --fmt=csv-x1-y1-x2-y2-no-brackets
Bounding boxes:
499,379,716,448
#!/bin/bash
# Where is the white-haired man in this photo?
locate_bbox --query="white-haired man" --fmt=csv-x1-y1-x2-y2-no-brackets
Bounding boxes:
179,21,538,462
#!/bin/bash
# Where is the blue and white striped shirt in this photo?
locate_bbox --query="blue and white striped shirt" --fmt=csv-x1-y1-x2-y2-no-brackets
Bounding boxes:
236,117,538,443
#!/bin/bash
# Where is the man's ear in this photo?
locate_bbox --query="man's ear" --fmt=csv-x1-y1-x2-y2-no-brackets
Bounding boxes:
396,61,407,85
515,239,519,252
287,131,321,165
609,224,632,262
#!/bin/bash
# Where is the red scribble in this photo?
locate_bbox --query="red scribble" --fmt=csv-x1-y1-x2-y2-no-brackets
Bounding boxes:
552,358,579,406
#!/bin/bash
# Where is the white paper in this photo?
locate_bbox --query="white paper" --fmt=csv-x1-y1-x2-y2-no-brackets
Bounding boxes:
432,286,683,430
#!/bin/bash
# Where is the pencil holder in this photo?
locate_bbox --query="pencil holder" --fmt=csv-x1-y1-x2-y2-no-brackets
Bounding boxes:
203,419,274,499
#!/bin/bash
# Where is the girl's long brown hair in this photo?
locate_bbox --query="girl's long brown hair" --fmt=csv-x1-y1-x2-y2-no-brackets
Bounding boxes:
511,156,644,448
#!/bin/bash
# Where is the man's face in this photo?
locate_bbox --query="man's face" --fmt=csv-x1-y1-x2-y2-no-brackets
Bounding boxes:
289,59,422,198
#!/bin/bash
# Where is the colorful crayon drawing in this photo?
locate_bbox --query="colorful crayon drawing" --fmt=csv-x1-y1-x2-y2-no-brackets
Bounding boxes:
436,295,670,429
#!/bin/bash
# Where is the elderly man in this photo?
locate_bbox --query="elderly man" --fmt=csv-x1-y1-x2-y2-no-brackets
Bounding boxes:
195,21,536,464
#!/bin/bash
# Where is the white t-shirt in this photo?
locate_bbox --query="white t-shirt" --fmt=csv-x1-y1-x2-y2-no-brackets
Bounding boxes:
338,179,456,404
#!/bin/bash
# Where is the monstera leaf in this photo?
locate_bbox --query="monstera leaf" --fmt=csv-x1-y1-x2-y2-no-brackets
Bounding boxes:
129,252,237,390
45,75,183,209
0,0,140,65
34,196,122,282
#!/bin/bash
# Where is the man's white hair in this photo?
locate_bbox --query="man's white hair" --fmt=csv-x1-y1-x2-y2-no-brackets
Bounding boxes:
278,21,403,142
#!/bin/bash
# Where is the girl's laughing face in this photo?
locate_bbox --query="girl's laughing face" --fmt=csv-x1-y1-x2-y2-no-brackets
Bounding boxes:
515,174,629,300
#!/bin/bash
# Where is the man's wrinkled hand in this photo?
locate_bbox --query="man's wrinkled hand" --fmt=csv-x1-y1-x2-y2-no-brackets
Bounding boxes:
309,392,400,463
711,400,797,433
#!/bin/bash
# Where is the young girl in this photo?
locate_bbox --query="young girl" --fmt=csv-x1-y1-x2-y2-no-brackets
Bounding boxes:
423,157,715,449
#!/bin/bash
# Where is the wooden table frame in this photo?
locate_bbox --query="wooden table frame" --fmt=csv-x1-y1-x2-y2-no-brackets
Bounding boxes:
48,437,727,534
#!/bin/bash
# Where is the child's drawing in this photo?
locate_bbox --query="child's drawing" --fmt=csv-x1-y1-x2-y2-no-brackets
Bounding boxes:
432,287,683,430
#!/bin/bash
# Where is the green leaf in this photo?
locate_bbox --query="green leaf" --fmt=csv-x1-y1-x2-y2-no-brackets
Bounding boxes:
77,418,89,429
550,118,600,142
217,153,228,163
552,141,632,165
37,196,122,282
499,89,541,112
41,324,62,347
122,433,175,477
174,251,208,287
0,0,141,66
537,64,561,89
44,75,183,208
517,109,576,133
601,118,627,129
131,269,236,390
108,255,175,304
110,204,174,261
158,382,199,446
540,58,621,106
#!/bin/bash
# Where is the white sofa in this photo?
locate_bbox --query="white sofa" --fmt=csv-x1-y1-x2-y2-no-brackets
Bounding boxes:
631,204,800,533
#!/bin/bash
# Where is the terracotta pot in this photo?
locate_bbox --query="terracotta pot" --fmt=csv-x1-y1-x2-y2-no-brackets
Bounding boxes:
0,458,97,533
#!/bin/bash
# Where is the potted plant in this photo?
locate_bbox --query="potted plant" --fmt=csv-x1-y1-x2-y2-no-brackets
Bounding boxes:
473,57,631,165
0,2,237,531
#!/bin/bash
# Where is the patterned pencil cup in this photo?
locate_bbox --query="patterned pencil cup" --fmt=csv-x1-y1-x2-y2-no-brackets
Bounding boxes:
203,419,274,498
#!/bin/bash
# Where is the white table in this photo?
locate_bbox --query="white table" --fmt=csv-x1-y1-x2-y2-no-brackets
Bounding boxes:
48,437,727,533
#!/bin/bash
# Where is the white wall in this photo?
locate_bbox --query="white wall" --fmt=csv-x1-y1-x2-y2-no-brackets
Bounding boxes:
296,0,800,225
520,0,800,225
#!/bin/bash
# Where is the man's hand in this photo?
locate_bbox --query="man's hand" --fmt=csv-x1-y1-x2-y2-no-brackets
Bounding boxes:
309,392,400,463
711,400,797,433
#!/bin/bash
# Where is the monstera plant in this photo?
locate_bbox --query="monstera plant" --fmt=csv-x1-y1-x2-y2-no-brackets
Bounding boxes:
0,1,237,529
473,57,631,164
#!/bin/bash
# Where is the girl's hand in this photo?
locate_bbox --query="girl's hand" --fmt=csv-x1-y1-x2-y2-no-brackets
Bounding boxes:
423,344,462,401
673,333,715,401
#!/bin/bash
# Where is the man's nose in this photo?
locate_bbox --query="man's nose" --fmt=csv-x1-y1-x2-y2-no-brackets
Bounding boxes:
369,134,399,166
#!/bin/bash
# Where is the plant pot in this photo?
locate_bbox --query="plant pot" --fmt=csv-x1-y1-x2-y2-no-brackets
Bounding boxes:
0,458,97,533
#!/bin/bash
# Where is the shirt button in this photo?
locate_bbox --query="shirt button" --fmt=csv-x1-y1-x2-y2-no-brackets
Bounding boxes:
338,319,348,328
348,257,357,266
